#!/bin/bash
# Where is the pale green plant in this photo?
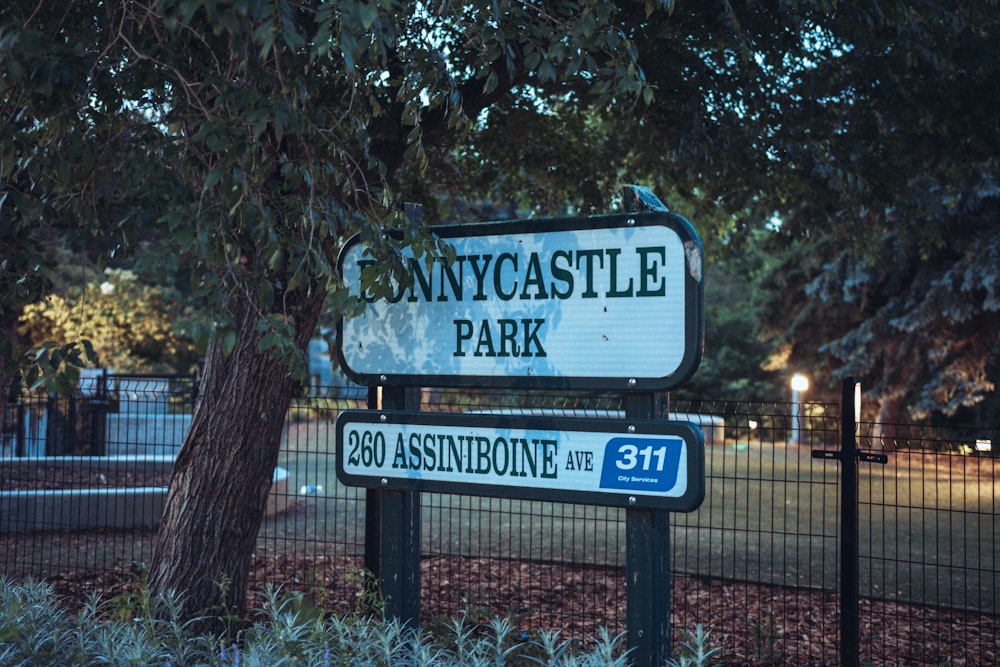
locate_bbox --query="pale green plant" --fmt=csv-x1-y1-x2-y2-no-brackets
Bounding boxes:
667,624,722,667
0,578,88,666
527,628,573,666
1,577,639,666
747,615,787,666
19,269,199,375
341,566,387,618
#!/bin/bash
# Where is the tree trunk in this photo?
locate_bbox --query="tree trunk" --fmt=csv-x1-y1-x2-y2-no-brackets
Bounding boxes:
148,285,326,624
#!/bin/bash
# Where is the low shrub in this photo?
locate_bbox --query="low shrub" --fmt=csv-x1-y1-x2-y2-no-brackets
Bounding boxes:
0,578,637,666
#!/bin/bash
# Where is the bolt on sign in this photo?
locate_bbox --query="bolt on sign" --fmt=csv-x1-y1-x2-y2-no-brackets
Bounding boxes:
336,411,705,511
336,211,703,391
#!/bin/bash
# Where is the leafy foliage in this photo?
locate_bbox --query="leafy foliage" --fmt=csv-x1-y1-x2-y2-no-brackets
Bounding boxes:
2,0,657,378
19,268,199,375
421,1,1000,421
809,217,1000,420
0,578,631,667
674,233,781,401
743,2,1000,419
667,624,722,667
5,1,997,419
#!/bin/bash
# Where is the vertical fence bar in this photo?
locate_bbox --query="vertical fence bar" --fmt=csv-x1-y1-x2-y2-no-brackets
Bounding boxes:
841,378,861,667
15,382,27,457
45,393,58,456
88,371,109,456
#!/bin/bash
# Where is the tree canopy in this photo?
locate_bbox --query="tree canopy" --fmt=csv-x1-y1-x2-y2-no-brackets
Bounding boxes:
430,2,1000,419
746,3,1000,422
2,0,665,620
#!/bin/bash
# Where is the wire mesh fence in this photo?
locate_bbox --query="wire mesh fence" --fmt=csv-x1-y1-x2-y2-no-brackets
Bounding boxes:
856,420,999,664
2,379,998,665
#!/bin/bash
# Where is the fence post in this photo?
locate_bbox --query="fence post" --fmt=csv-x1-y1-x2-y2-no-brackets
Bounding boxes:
841,378,861,667
6,377,26,457
15,396,27,457
364,384,422,625
45,392,59,456
624,394,672,666
88,370,109,456
623,184,673,666
814,378,886,666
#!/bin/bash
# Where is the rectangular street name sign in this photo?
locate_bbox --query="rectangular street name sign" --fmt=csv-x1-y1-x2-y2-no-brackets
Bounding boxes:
336,411,705,512
335,211,703,391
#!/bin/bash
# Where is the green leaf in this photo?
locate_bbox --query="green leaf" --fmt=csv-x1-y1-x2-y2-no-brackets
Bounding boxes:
205,168,224,190
254,17,277,59
277,0,304,50
286,269,303,292
274,108,287,144
483,70,498,95
357,2,379,29
221,330,237,356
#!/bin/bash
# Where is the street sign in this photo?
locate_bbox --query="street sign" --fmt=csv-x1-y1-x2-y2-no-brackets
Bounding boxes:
336,211,703,391
336,410,705,512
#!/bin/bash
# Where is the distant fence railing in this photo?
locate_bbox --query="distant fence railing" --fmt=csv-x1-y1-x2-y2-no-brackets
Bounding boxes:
2,372,197,458
1,380,997,666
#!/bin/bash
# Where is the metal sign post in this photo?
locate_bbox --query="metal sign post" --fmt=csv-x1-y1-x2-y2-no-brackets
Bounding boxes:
625,390,673,666
360,203,424,626
364,386,421,625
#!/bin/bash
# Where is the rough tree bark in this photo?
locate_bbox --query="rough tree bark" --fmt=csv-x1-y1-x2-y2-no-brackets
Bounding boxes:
148,284,327,622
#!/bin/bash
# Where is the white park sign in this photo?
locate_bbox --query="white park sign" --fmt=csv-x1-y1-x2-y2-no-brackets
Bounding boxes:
336,212,703,390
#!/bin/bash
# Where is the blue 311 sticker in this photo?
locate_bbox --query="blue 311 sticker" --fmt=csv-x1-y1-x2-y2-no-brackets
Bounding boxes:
599,437,683,493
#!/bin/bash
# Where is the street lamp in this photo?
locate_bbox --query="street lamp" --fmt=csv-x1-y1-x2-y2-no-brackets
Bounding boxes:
789,373,809,445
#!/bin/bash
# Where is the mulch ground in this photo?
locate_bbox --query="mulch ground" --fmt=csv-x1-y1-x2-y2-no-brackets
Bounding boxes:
0,464,171,490
38,554,997,666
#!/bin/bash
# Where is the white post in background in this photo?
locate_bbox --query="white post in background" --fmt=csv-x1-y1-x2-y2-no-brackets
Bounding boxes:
789,373,809,445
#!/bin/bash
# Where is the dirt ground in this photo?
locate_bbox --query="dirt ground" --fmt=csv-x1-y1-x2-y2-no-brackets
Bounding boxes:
0,464,171,490
37,554,997,667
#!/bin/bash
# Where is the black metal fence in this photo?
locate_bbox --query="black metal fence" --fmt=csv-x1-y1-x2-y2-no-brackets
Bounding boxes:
2,379,997,666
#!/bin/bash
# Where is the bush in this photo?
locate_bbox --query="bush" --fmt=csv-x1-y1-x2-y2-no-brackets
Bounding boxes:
0,578,633,666
18,268,199,375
